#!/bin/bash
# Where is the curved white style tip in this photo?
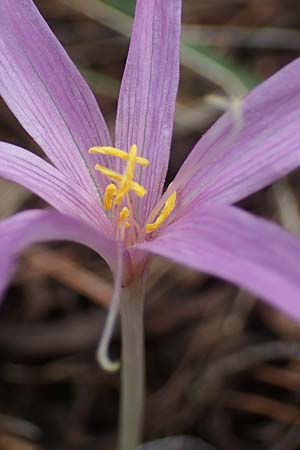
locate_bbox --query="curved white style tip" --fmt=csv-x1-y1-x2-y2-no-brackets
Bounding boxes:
96,242,124,373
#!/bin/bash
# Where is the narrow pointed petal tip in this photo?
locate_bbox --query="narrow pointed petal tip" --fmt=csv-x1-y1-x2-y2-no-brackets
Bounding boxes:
0,210,120,300
0,0,112,196
173,58,300,211
137,204,300,320
115,0,182,224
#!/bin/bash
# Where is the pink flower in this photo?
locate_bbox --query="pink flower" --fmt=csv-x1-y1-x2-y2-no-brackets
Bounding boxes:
1,0,300,338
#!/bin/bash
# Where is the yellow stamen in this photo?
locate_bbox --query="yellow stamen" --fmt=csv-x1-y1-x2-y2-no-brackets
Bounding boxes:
129,181,147,197
95,145,148,203
95,164,147,200
125,144,137,180
103,183,117,211
95,165,123,183
118,207,131,229
115,181,147,203
89,146,149,167
90,144,150,232
115,145,141,203
146,192,177,233
119,206,130,222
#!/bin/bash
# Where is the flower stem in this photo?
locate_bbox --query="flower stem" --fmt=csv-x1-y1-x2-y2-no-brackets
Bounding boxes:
119,278,146,450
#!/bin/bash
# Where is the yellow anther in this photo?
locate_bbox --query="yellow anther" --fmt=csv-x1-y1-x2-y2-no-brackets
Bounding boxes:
95,148,147,201
114,145,141,204
95,164,147,202
125,144,137,181
95,165,123,183
91,144,149,224
119,206,130,222
129,181,147,198
118,207,131,229
103,183,117,211
146,192,177,233
89,146,149,167
115,181,147,203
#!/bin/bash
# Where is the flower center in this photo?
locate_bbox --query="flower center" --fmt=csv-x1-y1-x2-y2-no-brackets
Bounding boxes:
89,145,176,241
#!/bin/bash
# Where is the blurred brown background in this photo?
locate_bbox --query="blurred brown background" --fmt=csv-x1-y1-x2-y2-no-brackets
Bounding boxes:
1,1,300,449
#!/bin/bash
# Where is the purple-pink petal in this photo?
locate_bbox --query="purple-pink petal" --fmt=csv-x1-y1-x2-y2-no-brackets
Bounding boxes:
115,0,181,224
138,204,300,319
0,0,112,197
0,142,111,232
172,58,300,212
0,209,121,299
